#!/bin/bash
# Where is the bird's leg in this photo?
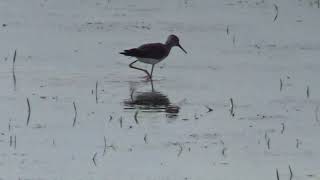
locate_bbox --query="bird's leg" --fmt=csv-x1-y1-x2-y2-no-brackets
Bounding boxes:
150,78,155,92
150,64,155,80
129,60,151,79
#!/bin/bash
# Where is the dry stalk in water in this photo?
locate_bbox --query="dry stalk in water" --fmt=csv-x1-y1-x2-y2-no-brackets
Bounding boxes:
276,169,280,180
92,152,98,166
273,4,279,22
289,165,293,180
26,98,31,126
72,101,77,127
103,136,107,156
12,50,17,91
95,80,98,104
134,110,139,124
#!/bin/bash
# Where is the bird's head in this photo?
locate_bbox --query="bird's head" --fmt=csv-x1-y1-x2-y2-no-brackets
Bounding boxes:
166,34,187,54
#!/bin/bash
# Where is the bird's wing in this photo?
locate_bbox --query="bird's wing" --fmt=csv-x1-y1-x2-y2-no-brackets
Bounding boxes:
137,43,168,59
120,43,168,59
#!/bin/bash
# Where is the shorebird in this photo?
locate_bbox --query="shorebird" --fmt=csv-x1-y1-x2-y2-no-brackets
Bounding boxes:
120,34,187,79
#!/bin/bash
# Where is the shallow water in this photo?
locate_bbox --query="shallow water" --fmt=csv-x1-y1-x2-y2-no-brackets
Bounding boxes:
1,0,320,180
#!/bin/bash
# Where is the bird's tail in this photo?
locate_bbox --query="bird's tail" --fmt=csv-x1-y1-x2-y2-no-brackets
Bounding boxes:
119,49,141,57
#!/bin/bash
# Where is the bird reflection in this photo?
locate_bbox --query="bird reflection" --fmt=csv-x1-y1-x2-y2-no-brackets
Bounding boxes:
123,79,180,117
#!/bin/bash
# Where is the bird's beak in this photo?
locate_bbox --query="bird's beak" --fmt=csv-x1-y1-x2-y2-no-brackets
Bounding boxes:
178,44,187,54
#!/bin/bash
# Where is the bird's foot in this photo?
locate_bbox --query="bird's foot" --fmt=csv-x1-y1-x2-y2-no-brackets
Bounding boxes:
143,75,152,81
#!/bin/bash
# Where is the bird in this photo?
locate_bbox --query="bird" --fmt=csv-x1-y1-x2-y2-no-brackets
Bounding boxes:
120,34,187,80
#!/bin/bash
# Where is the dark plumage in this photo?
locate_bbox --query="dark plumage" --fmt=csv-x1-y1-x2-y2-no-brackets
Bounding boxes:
120,43,169,60
120,34,187,79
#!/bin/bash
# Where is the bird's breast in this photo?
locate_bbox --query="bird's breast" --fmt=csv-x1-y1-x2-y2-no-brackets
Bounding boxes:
137,57,164,65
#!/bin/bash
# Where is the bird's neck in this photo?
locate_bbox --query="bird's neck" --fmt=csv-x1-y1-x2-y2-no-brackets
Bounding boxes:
165,42,175,50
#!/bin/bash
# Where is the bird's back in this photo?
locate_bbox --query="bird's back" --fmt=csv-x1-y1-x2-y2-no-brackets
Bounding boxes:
120,43,170,60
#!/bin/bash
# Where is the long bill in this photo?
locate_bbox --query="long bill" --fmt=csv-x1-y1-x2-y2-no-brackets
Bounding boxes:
178,44,187,54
